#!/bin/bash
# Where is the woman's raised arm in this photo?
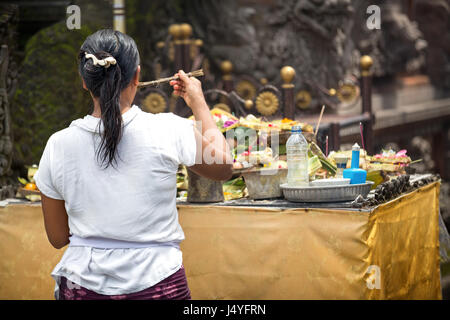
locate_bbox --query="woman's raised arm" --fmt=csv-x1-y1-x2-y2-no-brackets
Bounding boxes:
170,70,233,181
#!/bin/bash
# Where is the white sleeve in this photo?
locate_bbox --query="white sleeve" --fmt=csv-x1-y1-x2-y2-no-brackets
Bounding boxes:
167,113,197,167
34,134,64,200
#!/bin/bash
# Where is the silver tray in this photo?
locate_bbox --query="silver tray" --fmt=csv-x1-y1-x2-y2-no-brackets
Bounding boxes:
280,181,374,203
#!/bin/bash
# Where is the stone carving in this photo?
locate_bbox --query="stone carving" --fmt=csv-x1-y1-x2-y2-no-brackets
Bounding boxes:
414,0,450,94
0,4,18,103
0,4,18,198
351,0,427,78
180,0,432,111
185,0,358,112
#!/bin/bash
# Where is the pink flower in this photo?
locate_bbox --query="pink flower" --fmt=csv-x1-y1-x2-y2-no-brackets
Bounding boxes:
395,149,407,157
223,120,237,128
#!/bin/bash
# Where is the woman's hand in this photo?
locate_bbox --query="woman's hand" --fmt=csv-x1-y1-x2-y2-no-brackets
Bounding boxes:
169,70,206,110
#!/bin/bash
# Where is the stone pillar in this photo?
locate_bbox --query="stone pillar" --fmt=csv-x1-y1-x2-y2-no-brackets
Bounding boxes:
360,55,374,155
113,0,126,33
221,60,233,93
179,23,193,72
329,122,341,153
169,24,183,72
170,24,191,117
280,66,295,120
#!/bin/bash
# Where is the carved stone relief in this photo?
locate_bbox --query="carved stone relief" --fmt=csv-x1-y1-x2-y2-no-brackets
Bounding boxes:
0,4,18,198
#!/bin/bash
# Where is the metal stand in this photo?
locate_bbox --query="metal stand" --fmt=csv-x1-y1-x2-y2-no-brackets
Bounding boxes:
187,169,224,203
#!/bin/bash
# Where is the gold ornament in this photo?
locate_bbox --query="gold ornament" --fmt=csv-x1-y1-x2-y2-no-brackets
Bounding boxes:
280,66,295,88
168,24,182,41
295,90,312,110
235,80,257,101
220,60,233,74
143,92,167,114
190,39,203,59
221,60,233,81
156,41,165,49
255,91,279,116
360,55,373,76
194,39,203,47
336,83,359,103
244,100,254,110
179,23,193,40
213,103,231,113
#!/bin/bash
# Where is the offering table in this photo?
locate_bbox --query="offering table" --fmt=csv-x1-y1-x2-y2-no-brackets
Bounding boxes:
0,181,442,299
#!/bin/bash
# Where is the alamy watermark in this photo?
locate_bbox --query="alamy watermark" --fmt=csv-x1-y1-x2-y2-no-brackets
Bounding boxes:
66,5,81,30
366,5,381,30
366,265,381,290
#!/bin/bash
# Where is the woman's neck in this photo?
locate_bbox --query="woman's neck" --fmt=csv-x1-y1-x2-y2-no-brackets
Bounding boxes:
91,98,132,118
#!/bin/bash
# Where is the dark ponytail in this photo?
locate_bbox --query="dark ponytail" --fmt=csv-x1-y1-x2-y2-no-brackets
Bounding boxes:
78,29,140,169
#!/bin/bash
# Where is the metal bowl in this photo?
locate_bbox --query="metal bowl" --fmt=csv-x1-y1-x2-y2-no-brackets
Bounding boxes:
280,181,374,203
242,168,287,199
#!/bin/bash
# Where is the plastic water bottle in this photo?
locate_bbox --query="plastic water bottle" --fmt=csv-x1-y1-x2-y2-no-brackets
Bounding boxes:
286,125,309,186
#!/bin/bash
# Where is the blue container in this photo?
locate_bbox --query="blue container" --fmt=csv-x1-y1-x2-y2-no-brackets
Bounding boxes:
343,143,367,185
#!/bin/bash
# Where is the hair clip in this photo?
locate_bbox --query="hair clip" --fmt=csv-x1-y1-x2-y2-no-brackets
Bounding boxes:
85,52,117,68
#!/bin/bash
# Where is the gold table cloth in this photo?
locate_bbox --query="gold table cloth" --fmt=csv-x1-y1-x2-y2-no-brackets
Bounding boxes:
0,182,441,299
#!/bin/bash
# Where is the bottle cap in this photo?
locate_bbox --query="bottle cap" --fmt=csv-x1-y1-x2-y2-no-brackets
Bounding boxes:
291,125,302,133
352,143,360,151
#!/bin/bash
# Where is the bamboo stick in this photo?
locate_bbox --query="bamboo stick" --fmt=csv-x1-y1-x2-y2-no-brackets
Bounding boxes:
138,69,204,88
314,105,325,137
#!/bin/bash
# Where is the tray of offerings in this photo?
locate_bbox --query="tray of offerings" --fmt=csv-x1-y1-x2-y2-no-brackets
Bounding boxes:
280,181,374,203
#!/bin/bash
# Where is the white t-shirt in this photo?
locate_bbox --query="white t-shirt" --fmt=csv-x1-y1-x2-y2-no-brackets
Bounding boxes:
34,105,197,296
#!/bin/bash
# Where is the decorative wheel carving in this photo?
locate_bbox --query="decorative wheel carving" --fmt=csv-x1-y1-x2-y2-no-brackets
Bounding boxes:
295,90,312,110
235,79,257,101
142,92,167,114
255,91,279,116
336,83,359,103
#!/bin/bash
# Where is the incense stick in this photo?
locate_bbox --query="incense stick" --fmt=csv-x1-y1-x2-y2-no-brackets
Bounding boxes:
359,122,366,151
314,105,325,137
138,69,204,88
409,159,423,165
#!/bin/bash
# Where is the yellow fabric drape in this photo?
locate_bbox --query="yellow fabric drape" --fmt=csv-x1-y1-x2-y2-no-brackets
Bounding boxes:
0,203,65,299
0,182,441,299
179,182,441,299
364,182,441,299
